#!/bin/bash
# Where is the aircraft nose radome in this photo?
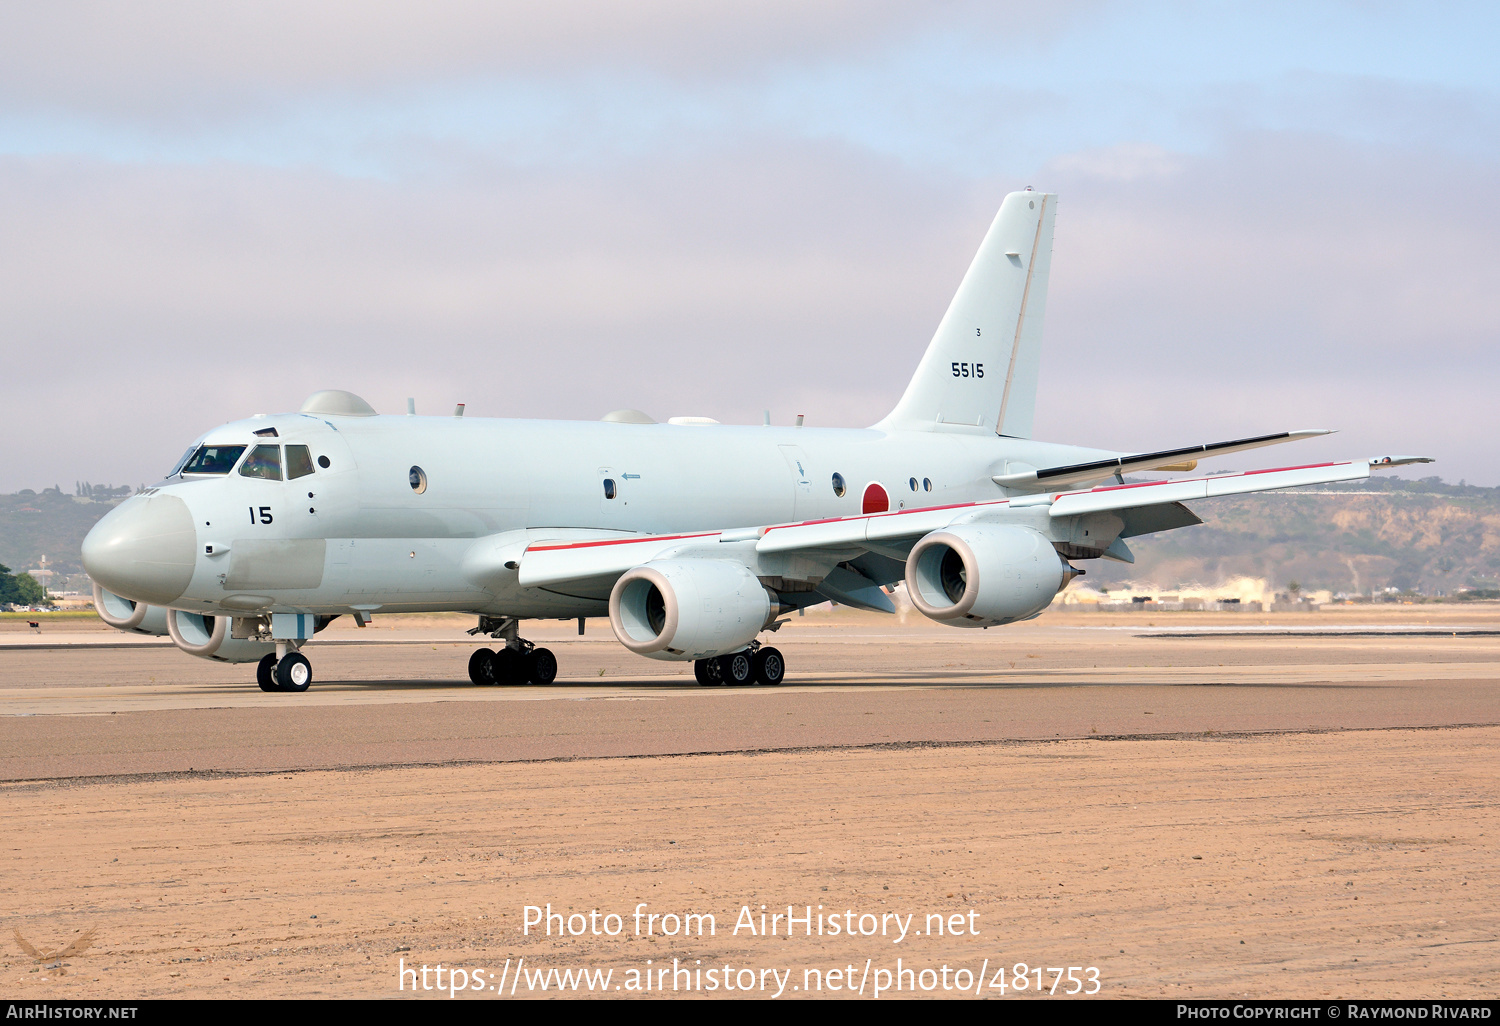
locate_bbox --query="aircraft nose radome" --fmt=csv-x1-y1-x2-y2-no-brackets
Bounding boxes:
81,494,197,606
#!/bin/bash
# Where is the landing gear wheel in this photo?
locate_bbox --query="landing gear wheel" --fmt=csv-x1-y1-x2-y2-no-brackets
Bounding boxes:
718,651,754,686
492,647,522,686
256,653,279,692
694,658,722,686
275,652,313,692
752,646,785,686
527,647,558,685
468,648,496,685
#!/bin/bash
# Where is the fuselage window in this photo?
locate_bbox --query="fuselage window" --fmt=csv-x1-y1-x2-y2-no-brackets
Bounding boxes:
923,478,932,492
831,472,846,497
182,444,247,475
286,445,315,480
317,455,331,469
909,477,918,491
410,466,428,494
602,478,617,500
239,444,283,481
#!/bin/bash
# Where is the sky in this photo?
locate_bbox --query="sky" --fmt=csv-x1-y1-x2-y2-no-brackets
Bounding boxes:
3,0,1497,491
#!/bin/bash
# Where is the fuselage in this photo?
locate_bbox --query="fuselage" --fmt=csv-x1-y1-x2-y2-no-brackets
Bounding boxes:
83,409,1118,619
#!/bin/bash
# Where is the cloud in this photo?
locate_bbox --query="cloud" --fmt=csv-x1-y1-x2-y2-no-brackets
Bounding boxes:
1048,142,1185,182
0,140,1003,490
6,123,1496,492
3,2,1496,491
0,1,1037,123
1031,132,1500,477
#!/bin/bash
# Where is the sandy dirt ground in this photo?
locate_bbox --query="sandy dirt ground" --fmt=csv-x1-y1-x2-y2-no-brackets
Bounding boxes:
1,605,1497,999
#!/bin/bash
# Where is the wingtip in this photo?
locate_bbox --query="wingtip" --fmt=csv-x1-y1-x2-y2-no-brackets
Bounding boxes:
1289,428,1336,438
1369,455,1436,468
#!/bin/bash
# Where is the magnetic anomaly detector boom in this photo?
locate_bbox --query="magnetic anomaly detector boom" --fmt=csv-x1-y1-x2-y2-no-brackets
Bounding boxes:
81,190,1430,691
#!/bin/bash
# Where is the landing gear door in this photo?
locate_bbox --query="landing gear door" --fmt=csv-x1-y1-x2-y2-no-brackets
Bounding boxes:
778,445,813,521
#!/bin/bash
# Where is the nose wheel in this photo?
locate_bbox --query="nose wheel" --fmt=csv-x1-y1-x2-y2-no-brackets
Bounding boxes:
256,654,278,692
258,651,313,692
275,652,313,692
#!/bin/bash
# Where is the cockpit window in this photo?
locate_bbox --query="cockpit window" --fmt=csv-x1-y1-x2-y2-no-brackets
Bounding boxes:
239,444,283,481
168,446,197,476
181,444,247,475
285,445,315,480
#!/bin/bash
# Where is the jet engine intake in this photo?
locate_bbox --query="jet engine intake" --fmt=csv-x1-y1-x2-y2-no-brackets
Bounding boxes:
92,582,169,636
905,524,1068,627
609,560,776,661
165,609,278,664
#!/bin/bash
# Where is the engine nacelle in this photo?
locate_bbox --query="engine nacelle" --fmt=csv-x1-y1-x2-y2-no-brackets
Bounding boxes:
92,582,169,636
609,560,775,661
165,609,278,664
905,524,1067,627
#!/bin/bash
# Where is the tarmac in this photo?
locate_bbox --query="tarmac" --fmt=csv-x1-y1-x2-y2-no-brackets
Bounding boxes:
1,604,1496,998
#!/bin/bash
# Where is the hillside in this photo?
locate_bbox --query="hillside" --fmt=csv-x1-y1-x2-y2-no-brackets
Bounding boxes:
2,476,1496,599
0,489,122,584
1089,477,1500,597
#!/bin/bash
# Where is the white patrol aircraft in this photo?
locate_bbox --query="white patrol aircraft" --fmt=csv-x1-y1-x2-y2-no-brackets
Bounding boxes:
81,190,1431,692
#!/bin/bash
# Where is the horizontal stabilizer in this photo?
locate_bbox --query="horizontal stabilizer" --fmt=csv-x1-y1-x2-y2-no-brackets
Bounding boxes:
993,429,1333,490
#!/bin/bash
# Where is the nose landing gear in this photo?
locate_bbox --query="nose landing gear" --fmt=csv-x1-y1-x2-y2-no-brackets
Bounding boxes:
466,616,557,686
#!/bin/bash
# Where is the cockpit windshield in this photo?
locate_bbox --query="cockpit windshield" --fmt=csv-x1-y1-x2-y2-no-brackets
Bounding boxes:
181,444,247,475
167,446,196,476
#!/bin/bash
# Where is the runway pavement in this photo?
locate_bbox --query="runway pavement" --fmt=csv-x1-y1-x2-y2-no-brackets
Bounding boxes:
3,606,1497,1000
2,607,1498,780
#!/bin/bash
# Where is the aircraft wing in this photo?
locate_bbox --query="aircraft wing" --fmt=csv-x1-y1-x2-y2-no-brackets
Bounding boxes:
517,455,1432,591
518,532,724,588
992,429,1334,489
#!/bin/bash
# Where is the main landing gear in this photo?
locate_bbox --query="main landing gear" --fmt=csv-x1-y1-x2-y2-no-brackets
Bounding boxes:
466,616,557,686
694,644,785,687
257,649,314,693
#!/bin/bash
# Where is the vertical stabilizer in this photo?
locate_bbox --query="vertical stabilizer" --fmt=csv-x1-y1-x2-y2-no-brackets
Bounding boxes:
877,191,1055,436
